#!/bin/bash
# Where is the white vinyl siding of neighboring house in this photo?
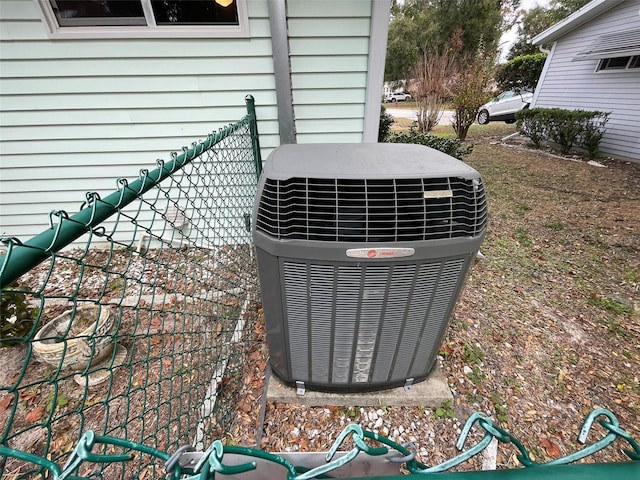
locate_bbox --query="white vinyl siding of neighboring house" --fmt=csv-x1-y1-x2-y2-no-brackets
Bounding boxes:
532,0,640,160
0,0,386,242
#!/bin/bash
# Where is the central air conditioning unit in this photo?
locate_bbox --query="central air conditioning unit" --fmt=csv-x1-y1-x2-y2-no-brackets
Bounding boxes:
252,143,487,392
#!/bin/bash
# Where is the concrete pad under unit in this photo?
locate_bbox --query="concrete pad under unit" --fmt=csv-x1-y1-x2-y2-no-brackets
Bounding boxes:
266,363,453,407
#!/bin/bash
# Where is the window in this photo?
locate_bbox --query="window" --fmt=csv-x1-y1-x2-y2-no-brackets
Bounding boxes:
494,91,514,102
37,0,249,38
596,56,640,71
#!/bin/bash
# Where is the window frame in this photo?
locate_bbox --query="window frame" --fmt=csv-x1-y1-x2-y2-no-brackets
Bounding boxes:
35,0,250,39
596,55,640,72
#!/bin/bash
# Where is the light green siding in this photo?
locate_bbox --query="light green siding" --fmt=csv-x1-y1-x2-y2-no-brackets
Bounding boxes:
0,0,387,241
287,0,371,144
0,0,278,240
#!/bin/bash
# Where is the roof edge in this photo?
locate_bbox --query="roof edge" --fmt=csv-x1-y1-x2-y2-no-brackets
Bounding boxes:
531,0,625,45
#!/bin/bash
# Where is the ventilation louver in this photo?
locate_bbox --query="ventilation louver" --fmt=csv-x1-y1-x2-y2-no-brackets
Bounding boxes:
253,143,487,392
256,176,487,242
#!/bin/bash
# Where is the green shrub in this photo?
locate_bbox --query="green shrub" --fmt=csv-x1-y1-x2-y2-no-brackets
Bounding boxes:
517,108,610,157
496,53,547,92
378,105,394,142
1,285,38,346
516,108,547,147
386,126,473,160
580,112,610,158
546,109,588,154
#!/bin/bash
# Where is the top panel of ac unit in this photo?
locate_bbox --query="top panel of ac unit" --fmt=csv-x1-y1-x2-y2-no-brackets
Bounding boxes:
262,143,480,180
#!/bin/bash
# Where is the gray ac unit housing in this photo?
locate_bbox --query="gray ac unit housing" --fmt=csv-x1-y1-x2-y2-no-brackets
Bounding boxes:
253,143,487,392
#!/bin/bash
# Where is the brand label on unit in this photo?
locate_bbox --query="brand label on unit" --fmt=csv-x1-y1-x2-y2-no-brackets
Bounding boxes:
423,189,453,199
345,248,416,259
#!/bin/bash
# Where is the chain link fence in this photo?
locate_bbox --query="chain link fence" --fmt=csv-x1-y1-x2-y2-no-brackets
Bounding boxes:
2,97,639,479
0,97,263,479
0,407,638,479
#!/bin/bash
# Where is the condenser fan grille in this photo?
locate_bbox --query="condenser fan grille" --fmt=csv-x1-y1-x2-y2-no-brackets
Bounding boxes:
256,177,487,242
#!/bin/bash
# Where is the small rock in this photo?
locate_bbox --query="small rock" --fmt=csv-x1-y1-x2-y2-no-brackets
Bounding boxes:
463,366,473,376
374,417,383,429
587,160,606,167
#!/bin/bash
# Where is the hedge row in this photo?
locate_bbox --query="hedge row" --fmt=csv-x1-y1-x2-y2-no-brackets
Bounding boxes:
516,108,610,157
385,126,473,160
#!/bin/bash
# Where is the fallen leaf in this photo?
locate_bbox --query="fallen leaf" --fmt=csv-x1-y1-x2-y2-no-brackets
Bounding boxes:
216,376,232,391
151,316,162,330
25,406,45,423
19,390,38,403
439,344,454,356
0,395,14,413
540,438,561,457
299,437,309,451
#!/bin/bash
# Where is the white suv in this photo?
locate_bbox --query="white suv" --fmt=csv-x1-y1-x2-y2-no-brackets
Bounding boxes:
477,90,533,124
385,92,412,103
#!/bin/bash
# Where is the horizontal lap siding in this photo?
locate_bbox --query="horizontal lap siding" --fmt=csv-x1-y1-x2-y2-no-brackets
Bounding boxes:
287,0,371,144
0,0,277,241
533,0,640,160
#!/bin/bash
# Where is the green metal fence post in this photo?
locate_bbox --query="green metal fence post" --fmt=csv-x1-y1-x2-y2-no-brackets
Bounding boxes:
245,95,263,179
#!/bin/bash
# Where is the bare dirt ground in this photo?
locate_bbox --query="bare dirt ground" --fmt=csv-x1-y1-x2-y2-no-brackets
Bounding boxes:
0,246,261,479
244,124,640,470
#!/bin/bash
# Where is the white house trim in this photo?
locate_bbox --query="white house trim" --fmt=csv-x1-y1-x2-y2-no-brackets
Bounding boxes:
363,0,392,142
530,42,556,108
34,0,251,39
532,0,625,45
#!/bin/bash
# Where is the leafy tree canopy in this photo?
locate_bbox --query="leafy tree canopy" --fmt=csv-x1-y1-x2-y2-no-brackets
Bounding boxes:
507,0,590,60
496,53,547,91
385,0,515,81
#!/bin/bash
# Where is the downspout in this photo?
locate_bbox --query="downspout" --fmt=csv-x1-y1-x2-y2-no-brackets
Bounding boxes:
363,0,392,143
268,0,296,144
538,45,551,54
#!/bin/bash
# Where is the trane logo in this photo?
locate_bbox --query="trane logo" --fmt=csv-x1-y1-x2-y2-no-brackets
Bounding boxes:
345,248,416,259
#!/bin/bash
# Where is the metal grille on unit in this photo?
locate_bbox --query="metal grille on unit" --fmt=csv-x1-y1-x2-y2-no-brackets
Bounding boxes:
256,177,487,242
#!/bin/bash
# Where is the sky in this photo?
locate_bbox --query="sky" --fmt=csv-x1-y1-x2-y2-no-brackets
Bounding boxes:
499,0,551,61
